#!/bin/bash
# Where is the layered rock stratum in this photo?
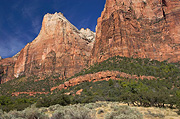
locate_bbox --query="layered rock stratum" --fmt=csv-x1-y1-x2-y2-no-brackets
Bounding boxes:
0,0,180,84
0,12,95,83
91,0,180,64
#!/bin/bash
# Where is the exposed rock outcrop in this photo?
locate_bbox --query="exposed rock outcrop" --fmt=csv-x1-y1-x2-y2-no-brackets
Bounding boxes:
1,0,180,84
0,58,16,83
13,12,95,79
51,70,155,91
91,0,180,64
80,28,96,42
12,92,49,96
1,12,95,83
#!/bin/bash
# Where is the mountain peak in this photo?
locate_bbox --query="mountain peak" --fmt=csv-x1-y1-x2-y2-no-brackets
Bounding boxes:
80,28,95,42
44,12,65,21
10,11,95,79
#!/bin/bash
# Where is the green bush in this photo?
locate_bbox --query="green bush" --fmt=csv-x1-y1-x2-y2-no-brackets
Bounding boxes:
36,94,71,108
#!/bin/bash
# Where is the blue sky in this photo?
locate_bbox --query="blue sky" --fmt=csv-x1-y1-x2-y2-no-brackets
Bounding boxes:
0,0,106,58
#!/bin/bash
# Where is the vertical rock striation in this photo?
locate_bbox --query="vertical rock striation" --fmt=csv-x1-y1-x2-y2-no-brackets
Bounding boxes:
91,0,180,64
14,12,95,79
0,12,95,83
1,0,180,83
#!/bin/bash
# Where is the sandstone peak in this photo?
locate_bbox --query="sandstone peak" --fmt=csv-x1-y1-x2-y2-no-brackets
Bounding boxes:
41,12,79,35
80,28,96,42
8,11,95,80
38,12,94,43
44,12,65,20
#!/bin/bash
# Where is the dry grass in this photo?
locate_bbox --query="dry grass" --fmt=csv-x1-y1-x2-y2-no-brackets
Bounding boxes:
1,102,180,119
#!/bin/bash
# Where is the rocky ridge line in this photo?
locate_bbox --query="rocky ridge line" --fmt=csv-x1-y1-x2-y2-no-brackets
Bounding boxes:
0,12,95,83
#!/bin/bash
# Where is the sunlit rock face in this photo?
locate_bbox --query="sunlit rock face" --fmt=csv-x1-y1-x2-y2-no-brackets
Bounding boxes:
1,0,180,83
0,12,95,82
91,0,180,64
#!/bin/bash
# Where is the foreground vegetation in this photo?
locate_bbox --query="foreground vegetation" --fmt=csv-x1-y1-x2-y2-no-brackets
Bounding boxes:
0,56,180,114
1,101,180,119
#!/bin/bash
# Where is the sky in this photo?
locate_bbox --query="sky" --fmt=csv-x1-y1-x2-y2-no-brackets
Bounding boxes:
0,0,106,58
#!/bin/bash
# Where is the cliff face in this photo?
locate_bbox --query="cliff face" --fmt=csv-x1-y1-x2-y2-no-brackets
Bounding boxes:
14,12,95,79
91,0,180,64
0,58,16,83
0,12,95,83
1,0,180,83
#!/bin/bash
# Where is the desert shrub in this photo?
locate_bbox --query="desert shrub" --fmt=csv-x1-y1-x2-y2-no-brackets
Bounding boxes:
145,110,165,118
84,102,104,110
64,105,96,119
51,110,65,119
97,109,104,114
22,107,48,119
105,106,142,119
48,104,63,112
51,104,96,119
4,105,48,119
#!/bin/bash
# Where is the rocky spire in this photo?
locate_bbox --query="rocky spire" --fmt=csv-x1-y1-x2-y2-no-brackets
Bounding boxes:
13,12,94,79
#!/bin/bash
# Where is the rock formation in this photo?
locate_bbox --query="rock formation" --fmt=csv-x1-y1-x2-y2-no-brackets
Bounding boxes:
0,56,2,60
91,0,180,64
0,58,16,83
1,0,180,84
51,70,155,91
0,12,95,83
80,28,96,42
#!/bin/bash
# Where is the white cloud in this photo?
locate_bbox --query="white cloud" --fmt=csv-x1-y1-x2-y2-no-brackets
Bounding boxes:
21,5,42,34
0,29,32,58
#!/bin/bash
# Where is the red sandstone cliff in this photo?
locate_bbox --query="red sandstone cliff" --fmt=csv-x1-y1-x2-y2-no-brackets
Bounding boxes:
1,0,180,84
0,57,16,83
0,12,95,83
14,12,95,79
91,0,180,64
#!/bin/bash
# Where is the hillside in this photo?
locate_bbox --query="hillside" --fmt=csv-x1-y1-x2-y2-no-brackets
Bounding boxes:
0,56,180,114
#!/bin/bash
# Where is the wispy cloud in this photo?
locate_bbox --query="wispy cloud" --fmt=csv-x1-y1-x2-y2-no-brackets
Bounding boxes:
77,17,91,29
0,29,27,58
21,4,42,34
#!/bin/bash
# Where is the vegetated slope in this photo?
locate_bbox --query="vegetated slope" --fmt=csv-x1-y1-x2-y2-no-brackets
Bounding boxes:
30,56,180,114
0,75,63,96
1,56,180,112
71,55,180,79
